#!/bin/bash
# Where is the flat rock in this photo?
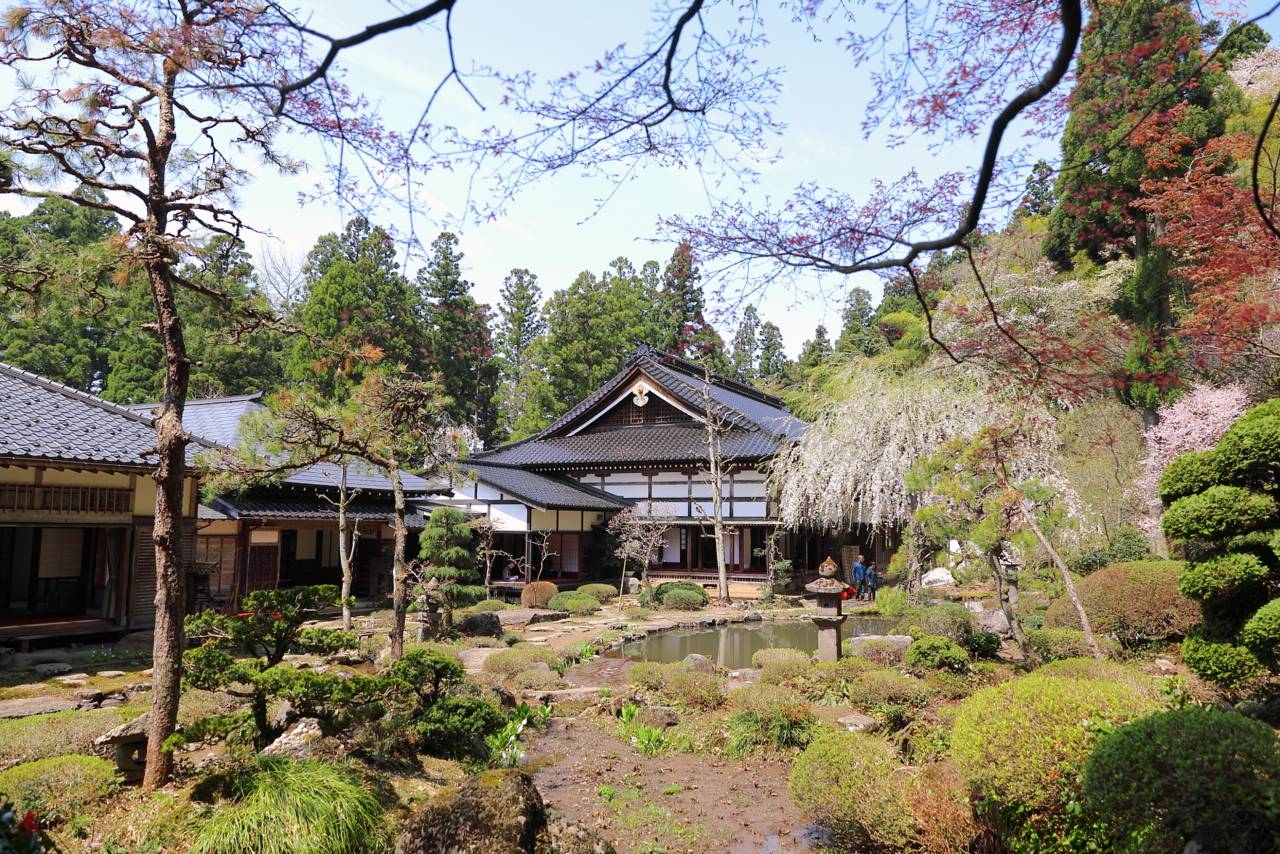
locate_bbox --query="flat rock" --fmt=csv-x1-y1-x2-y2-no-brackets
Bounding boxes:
496,608,565,627
729,667,762,683
458,646,502,674
95,711,149,745
838,712,879,733
0,696,78,719
33,662,72,677
521,687,601,704
743,611,763,622
682,653,714,673
53,672,90,684
975,608,1011,637
636,705,680,728
922,567,957,587
95,670,127,678
75,688,105,702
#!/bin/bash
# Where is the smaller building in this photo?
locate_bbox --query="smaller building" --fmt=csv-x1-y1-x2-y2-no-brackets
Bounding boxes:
0,363,202,645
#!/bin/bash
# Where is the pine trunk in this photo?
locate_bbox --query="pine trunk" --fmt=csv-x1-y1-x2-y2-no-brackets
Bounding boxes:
1021,507,1103,659
987,551,1029,661
337,463,356,632
388,467,409,660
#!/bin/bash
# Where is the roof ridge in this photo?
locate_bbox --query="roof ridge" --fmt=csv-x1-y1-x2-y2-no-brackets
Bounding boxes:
642,350,785,407
125,391,265,410
0,360,161,430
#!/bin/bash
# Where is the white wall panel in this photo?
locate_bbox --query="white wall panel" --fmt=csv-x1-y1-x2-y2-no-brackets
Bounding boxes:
489,503,528,532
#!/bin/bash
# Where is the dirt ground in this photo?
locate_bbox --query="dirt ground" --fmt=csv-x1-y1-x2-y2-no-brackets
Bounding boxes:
527,715,825,854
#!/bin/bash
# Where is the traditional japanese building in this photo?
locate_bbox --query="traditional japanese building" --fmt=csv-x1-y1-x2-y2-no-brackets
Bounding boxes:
442,348,890,586
0,362,202,646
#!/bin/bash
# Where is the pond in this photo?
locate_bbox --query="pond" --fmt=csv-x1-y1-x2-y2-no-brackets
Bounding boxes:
606,617,897,670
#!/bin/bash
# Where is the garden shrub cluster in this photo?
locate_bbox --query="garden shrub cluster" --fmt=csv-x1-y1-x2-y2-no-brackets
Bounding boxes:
0,755,117,827
519,580,558,608
753,647,811,684
726,684,817,753
1159,400,1280,692
1082,706,1280,852
625,661,725,709
950,674,1156,846
576,582,618,603
641,580,709,610
545,590,600,615
895,602,975,645
1068,525,1155,574
905,635,970,672
1044,560,1200,647
1026,626,1119,662
1034,657,1160,699
482,646,560,679
780,656,882,703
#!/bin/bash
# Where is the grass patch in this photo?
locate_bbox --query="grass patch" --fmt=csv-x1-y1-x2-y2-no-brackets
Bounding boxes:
0,705,145,765
596,779,701,850
0,754,117,826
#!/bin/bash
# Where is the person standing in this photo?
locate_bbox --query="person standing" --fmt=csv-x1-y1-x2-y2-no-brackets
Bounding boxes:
850,554,867,599
864,560,879,602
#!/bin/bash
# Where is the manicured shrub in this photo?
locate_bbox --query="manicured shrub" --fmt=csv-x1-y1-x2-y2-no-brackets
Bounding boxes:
1035,657,1160,699
789,730,916,850
1162,485,1277,542
1069,526,1157,575
624,661,671,692
785,657,881,702
1215,413,1280,485
841,636,907,664
964,630,1002,659
647,580,709,609
1180,632,1264,691
1179,551,1270,601
622,606,653,620
1026,627,1118,662
905,635,970,672
845,669,928,713
1157,449,1221,504
1083,707,1280,852
510,667,560,690
191,758,386,854
753,648,810,684
577,583,618,603
412,696,507,761
873,586,908,618
519,580,558,608
0,755,116,826
482,646,559,678
625,662,724,709
659,588,708,611
468,599,512,612
545,591,600,615
752,647,809,669
1241,597,1280,657
895,603,975,644
1044,560,1200,647
951,675,1155,837
726,684,817,753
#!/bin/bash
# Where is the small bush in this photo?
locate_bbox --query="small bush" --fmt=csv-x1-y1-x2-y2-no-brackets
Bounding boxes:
786,657,882,702
625,662,724,709
906,635,970,672
964,630,1002,659
577,583,618,603
895,603,975,645
1241,597,1280,656
468,599,512,612
624,661,670,692
842,637,907,665
482,646,559,678
646,581,709,609
1215,411,1280,486
1158,450,1221,504
1162,485,1277,542
1179,551,1271,601
845,669,928,714
191,757,386,854
1044,560,1200,647
1026,627,1118,662
660,588,708,611
1035,658,1160,699
546,591,601,615
0,755,116,826
753,648,810,685
519,580,558,608
412,696,507,761
752,647,809,669
726,684,818,753
950,675,1155,834
1083,707,1280,852
789,730,915,850
622,606,653,620
874,586,908,618
1180,632,1264,690
511,667,560,690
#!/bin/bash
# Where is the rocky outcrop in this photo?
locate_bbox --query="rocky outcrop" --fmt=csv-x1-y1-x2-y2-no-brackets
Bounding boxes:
0,696,78,719
681,653,714,673
261,717,324,758
921,567,956,587
396,769,616,854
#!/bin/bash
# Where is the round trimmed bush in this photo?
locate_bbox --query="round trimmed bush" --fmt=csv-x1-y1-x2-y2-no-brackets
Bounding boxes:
964,630,1002,659
1044,560,1200,647
660,588,708,611
1083,707,1280,852
0,754,116,826
1179,552,1271,601
1181,632,1265,690
1026,627,1118,662
1035,657,1160,699
1158,450,1221,504
788,657,882,701
789,730,916,850
845,669,928,712
751,647,809,669
511,667,560,690
649,581,709,609
951,675,1155,832
895,603,974,644
546,591,600,615
412,695,507,761
905,635,970,672
625,661,724,709
468,599,511,612
726,684,817,753
1215,411,1280,486
576,583,618,603
1241,598,1280,657
191,757,386,854
519,580,558,609
482,646,559,678
1162,486,1277,542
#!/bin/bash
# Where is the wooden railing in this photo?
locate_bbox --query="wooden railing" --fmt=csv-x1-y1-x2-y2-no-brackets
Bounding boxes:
0,484,132,515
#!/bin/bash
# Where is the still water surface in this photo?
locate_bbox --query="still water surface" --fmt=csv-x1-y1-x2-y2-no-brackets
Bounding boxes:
608,617,897,670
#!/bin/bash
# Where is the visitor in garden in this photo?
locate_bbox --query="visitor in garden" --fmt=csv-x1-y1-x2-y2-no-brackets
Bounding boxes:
850,554,866,597
863,561,878,601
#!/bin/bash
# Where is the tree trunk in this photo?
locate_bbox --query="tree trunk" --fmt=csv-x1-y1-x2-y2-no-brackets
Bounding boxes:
388,467,409,661
702,365,730,603
617,556,629,602
987,550,1029,662
337,462,357,632
1021,506,1103,660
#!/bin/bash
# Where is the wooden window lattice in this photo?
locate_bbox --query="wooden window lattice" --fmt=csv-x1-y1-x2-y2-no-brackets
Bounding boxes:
0,484,132,514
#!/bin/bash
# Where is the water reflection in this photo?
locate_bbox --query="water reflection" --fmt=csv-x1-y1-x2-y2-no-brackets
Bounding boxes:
608,618,896,670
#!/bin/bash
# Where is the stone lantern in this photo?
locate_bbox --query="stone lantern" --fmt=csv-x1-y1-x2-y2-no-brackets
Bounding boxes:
806,556,847,663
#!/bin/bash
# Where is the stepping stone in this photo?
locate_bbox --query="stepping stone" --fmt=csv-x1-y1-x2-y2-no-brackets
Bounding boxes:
53,673,90,685
496,608,565,627
95,670,127,678
0,696,78,719
838,712,879,733
457,646,502,674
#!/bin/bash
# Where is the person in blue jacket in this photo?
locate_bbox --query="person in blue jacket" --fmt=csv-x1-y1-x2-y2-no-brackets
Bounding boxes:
850,554,867,598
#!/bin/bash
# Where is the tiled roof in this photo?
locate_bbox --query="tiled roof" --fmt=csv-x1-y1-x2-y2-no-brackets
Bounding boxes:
207,492,430,529
473,348,806,468
0,361,213,468
462,461,630,510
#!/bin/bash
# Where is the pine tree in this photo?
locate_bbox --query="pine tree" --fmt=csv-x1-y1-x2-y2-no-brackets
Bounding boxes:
1014,160,1056,221
416,232,499,446
494,268,545,442
730,304,761,380
756,321,789,381
417,506,484,610
799,324,833,369
835,287,879,357
658,241,728,366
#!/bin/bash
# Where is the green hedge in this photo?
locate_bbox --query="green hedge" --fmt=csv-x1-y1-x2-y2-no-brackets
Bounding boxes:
576,583,618,603
905,635,970,672
546,591,600,615
1157,450,1220,504
1026,627,1118,662
1044,560,1199,647
1084,707,1280,852
1162,486,1277,542
1241,597,1280,656
1180,632,1264,691
1215,414,1280,486
1179,552,1271,601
